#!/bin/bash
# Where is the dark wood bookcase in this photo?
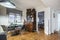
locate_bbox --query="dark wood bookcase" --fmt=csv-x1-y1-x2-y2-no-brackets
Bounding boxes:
25,8,36,32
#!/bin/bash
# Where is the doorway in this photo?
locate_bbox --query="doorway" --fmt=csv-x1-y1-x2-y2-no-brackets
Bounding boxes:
38,11,44,32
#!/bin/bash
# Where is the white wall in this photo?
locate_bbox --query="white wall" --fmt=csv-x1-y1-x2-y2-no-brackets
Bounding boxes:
0,6,9,26
0,6,7,33
22,9,26,20
49,8,60,33
36,7,58,35
55,10,60,32
36,7,47,33
44,7,52,35
44,8,58,35
50,8,57,33
0,16,9,26
0,5,58,35
0,6,25,26
57,13,60,31
36,7,52,35
45,8,60,34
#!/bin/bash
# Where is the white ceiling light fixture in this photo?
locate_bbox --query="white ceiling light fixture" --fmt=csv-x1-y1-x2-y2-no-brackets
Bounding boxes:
0,0,16,8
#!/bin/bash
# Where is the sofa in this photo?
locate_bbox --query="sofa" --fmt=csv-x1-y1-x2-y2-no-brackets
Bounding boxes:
0,32,7,40
0,26,7,40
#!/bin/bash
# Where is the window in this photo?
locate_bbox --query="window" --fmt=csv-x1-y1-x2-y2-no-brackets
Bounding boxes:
9,13,22,24
9,13,15,24
16,14,21,23
7,8,22,25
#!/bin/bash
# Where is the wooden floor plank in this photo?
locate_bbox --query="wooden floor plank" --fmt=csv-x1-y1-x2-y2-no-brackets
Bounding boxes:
7,30,59,40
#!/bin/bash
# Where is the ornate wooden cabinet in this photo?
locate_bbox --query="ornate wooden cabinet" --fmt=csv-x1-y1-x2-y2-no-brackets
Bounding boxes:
25,8,36,32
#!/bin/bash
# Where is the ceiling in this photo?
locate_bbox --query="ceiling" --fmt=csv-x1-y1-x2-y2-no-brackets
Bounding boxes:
0,0,60,10
42,0,60,10
11,0,60,10
10,0,47,10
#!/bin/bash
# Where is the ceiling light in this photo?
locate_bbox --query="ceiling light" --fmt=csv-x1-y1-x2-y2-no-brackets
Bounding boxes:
0,2,16,8
0,0,16,8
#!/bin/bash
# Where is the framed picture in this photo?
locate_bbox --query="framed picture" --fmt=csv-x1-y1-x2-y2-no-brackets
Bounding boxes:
53,13,55,18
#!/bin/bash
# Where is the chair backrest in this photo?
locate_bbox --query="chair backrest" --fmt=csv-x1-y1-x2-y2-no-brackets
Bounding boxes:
1,25,7,31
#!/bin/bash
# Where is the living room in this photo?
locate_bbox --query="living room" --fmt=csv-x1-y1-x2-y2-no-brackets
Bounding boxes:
0,0,60,40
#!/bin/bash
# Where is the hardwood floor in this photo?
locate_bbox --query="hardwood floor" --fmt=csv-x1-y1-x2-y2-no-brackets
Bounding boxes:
7,30,59,40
